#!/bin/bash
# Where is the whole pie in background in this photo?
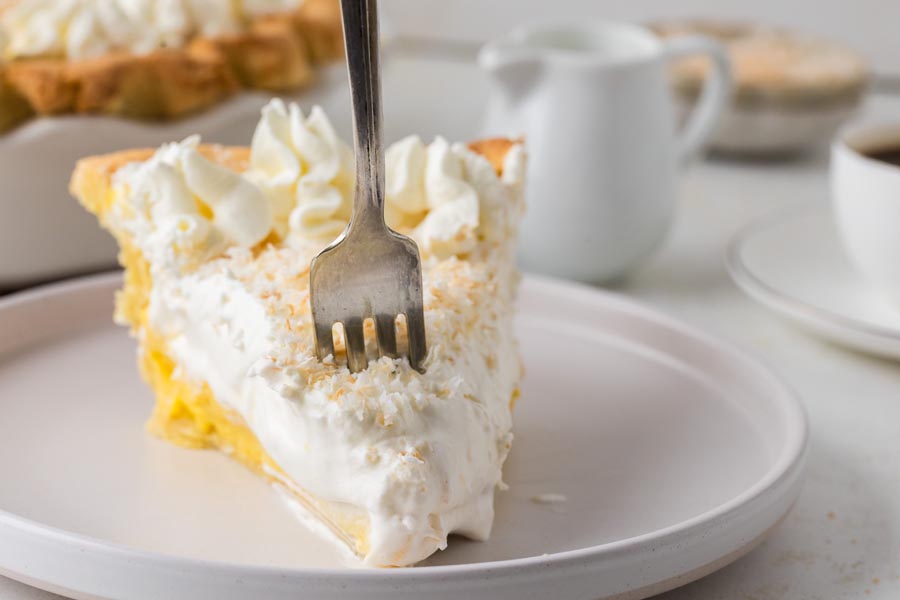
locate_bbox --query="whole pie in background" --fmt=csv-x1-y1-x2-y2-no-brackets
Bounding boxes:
0,0,343,132
653,20,868,106
651,20,870,154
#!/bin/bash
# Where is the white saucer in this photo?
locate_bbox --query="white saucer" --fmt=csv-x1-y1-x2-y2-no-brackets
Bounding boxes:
728,208,900,360
0,273,806,600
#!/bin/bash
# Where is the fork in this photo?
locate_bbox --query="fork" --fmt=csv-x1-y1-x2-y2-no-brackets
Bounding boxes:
309,0,427,373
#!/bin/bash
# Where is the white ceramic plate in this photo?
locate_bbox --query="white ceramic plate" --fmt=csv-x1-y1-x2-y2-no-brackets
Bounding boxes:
728,208,900,359
0,273,806,600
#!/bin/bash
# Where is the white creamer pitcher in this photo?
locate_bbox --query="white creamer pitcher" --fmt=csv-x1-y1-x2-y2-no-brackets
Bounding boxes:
480,21,730,282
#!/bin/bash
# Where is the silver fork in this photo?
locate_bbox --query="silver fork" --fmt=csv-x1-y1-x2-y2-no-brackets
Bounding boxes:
309,0,427,373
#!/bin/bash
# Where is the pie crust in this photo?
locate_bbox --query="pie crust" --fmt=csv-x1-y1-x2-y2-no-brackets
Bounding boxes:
0,0,342,131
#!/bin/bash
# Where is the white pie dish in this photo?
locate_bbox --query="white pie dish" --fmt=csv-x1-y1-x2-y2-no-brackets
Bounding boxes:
0,272,807,600
677,97,860,155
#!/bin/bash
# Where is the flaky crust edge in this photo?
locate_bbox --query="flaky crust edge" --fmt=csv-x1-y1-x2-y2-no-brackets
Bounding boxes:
0,0,343,132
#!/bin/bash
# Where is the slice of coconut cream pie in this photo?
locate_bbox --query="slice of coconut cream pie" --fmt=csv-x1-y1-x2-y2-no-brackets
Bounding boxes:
70,99,526,567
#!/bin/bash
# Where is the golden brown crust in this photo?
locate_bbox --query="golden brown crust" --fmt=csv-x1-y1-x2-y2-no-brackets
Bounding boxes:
71,146,251,215
290,0,345,62
71,139,515,217
190,20,312,92
1,0,343,131
7,51,240,118
5,60,77,115
467,138,520,175
75,50,240,118
0,66,36,132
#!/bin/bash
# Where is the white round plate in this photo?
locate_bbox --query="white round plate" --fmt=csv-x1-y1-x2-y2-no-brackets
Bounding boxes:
728,208,900,359
0,273,807,600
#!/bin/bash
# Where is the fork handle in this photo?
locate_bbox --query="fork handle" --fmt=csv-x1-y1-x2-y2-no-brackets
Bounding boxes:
341,0,386,233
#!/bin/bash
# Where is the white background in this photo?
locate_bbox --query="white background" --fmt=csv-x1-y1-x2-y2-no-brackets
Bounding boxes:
384,0,900,76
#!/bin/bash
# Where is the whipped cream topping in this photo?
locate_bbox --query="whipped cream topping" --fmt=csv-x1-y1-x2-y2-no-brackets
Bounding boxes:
112,98,524,276
0,0,304,60
248,99,355,242
111,135,273,273
387,135,483,259
248,99,504,258
110,100,526,566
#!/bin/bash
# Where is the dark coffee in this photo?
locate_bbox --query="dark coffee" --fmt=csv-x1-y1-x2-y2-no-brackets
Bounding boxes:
864,147,900,168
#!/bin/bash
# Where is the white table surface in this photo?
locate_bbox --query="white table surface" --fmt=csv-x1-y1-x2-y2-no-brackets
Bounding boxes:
2,63,899,599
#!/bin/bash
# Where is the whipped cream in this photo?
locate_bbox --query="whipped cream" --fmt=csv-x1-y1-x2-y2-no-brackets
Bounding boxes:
0,0,304,60
110,100,527,566
248,99,504,258
149,249,520,565
248,99,355,242
111,135,273,273
112,98,524,277
388,135,482,259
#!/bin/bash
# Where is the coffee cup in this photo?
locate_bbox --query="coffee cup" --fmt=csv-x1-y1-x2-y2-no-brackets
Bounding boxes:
832,123,900,297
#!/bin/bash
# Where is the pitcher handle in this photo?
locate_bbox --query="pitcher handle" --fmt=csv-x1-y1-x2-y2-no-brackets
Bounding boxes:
663,36,731,164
